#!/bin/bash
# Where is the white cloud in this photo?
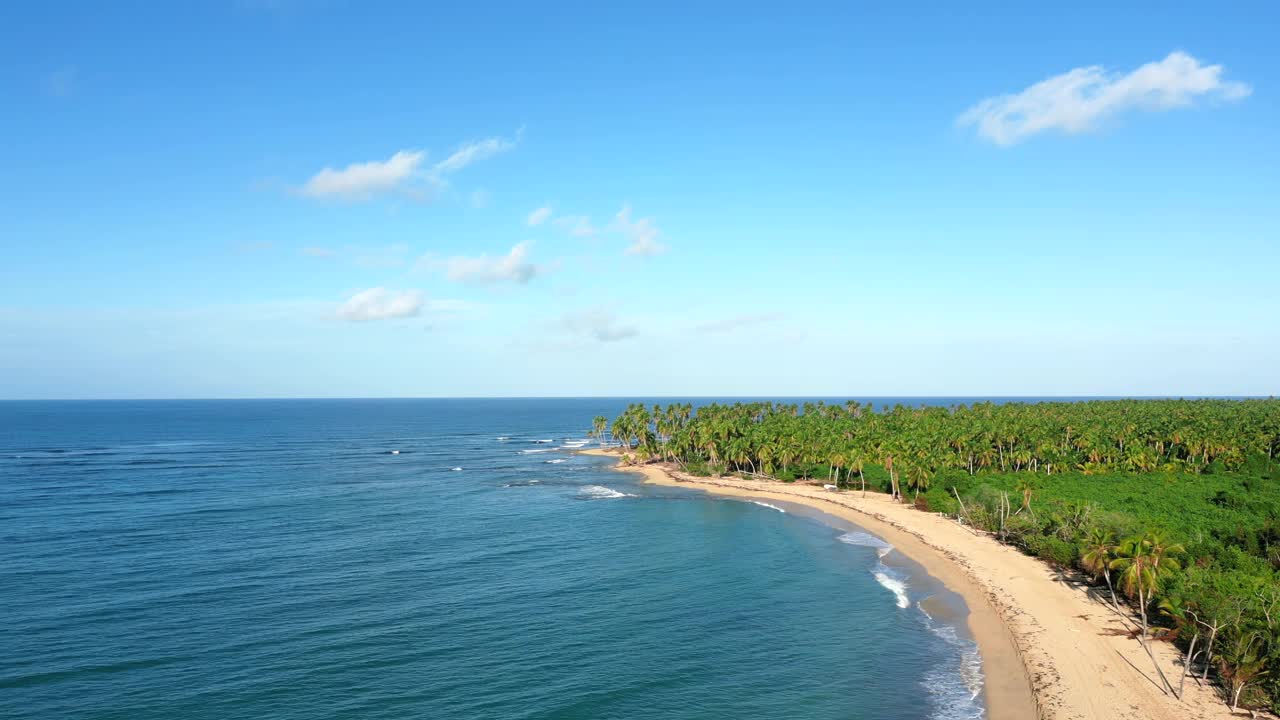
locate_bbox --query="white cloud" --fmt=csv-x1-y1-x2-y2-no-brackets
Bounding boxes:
527,205,553,226
561,308,638,342
300,150,425,200
958,51,1251,146
432,136,516,175
554,215,597,238
301,247,335,258
441,242,550,285
335,288,424,321
615,205,666,256
528,202,663,251
296,132,518,202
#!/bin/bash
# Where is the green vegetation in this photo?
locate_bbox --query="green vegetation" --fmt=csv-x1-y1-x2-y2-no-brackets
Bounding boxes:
605,398,1280,712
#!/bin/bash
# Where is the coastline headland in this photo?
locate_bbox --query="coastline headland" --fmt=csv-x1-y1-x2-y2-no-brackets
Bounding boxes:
583,446,1255,720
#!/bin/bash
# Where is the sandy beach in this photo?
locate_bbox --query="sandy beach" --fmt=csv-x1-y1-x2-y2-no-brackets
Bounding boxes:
583,448,1255,720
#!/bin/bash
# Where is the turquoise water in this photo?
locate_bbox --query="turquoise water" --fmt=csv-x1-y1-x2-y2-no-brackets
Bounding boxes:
1,399,984,719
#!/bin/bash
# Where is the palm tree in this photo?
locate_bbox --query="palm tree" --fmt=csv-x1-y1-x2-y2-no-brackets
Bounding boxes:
592,415,608,447
1079,528,1119,610
905,461,932,502
1013,476,1036,517
849,451,868,497
1110,532,1184,695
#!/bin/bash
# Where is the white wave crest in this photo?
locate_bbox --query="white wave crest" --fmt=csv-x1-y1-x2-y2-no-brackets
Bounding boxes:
920,611,985,719
579,485,635,499
751,501,786,513
519,448,557,455
873,566,911,609
837,530,894,558
545,459,568,464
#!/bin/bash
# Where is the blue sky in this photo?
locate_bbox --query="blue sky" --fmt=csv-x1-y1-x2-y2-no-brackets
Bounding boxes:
1,1,1277,398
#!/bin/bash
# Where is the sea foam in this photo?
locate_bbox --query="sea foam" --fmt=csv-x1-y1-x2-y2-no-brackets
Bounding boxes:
837,531,894,558
750,501,786,513
872,565,912,609
919,608,985,720
839,532,910,608
579,485,635,499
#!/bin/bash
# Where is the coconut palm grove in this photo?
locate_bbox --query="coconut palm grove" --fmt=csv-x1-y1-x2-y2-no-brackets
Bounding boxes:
599,398,1280,712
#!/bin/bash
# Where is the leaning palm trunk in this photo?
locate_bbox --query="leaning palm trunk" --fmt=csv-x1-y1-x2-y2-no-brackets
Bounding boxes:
1176,634,1197,700
1136,587,1177,696
1103,568,1118,610
1202,624,1218,680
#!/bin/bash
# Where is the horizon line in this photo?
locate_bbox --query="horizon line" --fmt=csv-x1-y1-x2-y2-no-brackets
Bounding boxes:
1,394,1273,402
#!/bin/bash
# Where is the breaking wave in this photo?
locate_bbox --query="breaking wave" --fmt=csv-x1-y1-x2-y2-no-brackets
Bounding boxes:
578,485,635,499
872,564,911,609
839,531,910,608
919,607,985,720
837,530,894,558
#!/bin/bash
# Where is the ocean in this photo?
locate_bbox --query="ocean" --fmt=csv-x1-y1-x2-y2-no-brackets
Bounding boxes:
1,399,989,719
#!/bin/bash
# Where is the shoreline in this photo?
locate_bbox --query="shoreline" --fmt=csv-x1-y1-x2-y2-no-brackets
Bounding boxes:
581,448,1034,720
582,447,1247,720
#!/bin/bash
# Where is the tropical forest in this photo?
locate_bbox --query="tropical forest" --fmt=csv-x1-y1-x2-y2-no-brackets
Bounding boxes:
598,398,1280,713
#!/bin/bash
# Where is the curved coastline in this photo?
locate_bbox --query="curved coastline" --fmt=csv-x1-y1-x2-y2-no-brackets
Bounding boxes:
581,448,1035,720
582,447,1247,720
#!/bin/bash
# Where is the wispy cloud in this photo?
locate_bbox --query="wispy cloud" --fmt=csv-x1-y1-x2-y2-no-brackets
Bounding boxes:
432,136,516,175
615,205,665,256
335,288,424,321
527,205,553,226
554,215,597,238
527,203,664,254
958,52,1251,146
436,241,552,285
300,150,425,201
296,132,518,202
561,308,638,342
695,313,783,334
301,246,336,258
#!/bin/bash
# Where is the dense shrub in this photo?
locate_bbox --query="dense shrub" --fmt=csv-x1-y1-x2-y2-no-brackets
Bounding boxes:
1023,534,1078,567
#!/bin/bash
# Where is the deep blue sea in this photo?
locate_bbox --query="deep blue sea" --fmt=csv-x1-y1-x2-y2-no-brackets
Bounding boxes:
1,399,999,720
